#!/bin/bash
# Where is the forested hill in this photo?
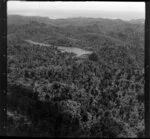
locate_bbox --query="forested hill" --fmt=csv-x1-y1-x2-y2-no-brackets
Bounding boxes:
7,15,144,46
8,15,144,68
7,15,145,137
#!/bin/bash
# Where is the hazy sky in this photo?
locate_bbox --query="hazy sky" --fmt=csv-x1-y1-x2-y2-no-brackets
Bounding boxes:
8,1,145,12
7,1,145,20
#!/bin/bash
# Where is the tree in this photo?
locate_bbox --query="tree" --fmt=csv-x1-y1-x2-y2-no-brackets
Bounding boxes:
88,52,98,62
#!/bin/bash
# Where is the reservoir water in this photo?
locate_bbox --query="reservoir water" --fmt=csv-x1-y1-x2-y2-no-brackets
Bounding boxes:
25,40,92,57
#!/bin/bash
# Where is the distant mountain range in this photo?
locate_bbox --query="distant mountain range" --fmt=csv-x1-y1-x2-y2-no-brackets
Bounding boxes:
127,19,145,24
7,14,145,27
7,15,144,47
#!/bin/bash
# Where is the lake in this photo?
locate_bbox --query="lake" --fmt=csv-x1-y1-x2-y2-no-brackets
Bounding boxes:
25,40,93,57
57,46,92,56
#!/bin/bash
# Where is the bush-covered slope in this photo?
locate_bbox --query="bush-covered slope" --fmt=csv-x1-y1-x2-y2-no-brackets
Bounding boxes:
7,15,144,137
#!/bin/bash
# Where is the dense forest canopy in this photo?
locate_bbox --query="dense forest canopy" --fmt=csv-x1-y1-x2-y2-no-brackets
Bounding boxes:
7,15,144,137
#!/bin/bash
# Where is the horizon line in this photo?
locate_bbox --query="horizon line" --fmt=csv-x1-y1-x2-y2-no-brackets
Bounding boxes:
7,14,145,21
